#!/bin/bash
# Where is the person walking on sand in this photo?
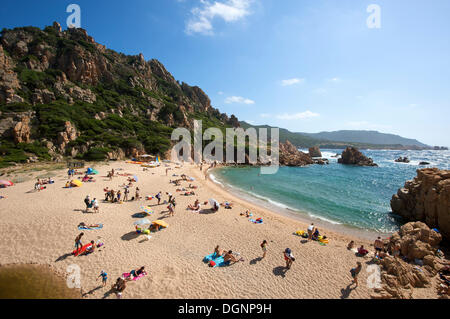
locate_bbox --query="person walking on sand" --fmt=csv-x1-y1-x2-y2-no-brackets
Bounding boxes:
123,187,129,202
261,240,268,259
307,223,315,241
284,248,295,269
98,270,108,287
75,233,84,250
350,262,362,287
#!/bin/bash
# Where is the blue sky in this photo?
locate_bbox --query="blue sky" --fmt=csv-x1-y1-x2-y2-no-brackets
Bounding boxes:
1,0,449,146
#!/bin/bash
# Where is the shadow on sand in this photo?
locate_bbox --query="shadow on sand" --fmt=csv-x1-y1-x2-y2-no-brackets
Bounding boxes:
340,283,356,299
272,266,288,278
250,257,263,265
55,253,72,262
121,232,140,241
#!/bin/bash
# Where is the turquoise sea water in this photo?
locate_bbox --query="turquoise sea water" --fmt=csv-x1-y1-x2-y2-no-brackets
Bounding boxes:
211,149,450,234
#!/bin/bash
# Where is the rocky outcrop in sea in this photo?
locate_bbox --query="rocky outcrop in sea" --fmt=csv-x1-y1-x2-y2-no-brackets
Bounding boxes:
337,147,378,166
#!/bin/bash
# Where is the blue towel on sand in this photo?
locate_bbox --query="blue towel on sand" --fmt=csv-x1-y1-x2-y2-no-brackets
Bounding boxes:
249,219,263,224
203,252,218,263
78,224,103,230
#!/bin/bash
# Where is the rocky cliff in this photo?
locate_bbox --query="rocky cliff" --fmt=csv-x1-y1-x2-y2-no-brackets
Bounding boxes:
279,140,313,166
372,221,444,299
0,23,239,166
391,168,450,239
337,146,378,166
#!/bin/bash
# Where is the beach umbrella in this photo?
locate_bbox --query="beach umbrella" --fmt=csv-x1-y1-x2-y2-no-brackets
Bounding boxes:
134,218,151,226
209,198,219,207
71,179,83,187
153,220,168,228
0,180,14,187
133,175,138,182
141,206,154,215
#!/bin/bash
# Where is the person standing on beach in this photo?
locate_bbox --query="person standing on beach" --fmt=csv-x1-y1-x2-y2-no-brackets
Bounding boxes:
123,188,129,202
155,192,162,205
261,240,268,259
93,198,99,213
284,248,295,269
135,187,141,200
307,223,315,241
75,233,84,250
98,271,108,287
374,237,384,258
350,262,362,287
166,192,173,203
84,195,91,213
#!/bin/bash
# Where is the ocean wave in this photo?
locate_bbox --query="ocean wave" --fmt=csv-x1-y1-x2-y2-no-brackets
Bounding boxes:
208,173,223,186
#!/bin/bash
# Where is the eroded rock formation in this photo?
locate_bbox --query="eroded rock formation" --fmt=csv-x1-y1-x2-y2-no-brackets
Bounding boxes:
391,168,450,239
279,140,313,166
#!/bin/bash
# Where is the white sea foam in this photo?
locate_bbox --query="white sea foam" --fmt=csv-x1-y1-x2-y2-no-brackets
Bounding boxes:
208,173,223,186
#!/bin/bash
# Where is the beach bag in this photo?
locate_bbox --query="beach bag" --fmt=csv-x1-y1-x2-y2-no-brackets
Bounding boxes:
209,260,216,267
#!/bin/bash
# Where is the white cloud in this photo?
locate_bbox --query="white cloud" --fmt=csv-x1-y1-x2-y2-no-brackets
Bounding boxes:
218,91,224,95
186,0,253,35
260,113,270,118
276,111,320,120
225,95,255,104
281,78,305,86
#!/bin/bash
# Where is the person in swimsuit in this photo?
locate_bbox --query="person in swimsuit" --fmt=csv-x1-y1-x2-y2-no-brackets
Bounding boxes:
75,233,84,250
261,240,268,259
350,262,362,287
374,237,384,257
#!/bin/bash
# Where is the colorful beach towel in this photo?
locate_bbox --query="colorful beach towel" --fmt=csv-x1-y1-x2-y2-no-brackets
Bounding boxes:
203,252,219,263
122,271,148,281
249,218,263,224
78,224,103,230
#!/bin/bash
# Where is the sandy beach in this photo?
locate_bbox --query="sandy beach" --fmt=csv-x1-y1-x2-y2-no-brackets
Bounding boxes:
0,161,439,299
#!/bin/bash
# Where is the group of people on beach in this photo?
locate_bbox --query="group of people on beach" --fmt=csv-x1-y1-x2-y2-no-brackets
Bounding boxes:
103,186,141,203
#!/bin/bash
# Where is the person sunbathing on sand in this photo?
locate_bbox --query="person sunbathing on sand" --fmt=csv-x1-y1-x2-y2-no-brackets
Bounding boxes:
223,250,243,264
127,266,146,280
221,202,233,209
240,210,252,218
188,199,201,211
78,222,100,229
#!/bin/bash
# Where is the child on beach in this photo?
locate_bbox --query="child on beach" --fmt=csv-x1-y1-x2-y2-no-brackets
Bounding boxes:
284,248,295,269
307,223,315,241
261,240,268,258
350,262,362,287
98,271,108,287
